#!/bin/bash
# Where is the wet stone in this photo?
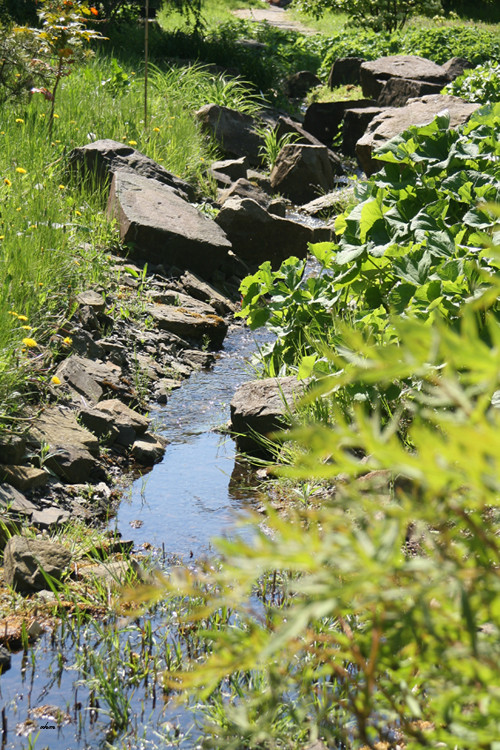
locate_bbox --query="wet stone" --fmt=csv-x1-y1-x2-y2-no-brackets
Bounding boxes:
131,434,167,465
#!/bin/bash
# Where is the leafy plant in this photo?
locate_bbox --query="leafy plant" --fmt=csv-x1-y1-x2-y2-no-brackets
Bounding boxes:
293,0,443,32
444,61,500,104
257,127,301,173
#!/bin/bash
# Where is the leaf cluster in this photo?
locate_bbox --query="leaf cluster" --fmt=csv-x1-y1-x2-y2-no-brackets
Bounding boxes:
293,0,443,33
444,62,500,105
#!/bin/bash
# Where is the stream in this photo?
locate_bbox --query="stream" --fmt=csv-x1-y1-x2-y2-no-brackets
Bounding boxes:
0,323,273,750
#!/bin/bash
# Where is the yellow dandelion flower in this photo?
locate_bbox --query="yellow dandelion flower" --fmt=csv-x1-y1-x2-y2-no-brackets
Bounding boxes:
0,235,4,240
153,127,160,133
39,113,46,118
16,207,21,212
75,210,82,217
128,140,138,146
69,120,76,124
15,118,24,124
62,336,72,346
21,325,32,330
3,178,11,186
55,139,61,144
58,184,65,190
16,167,27,174
158,158,164,162
39,282,43,287
51,375,61,385
22,337,38,348
17,314,28,321
53,113,59,118
8,311,17,316
74,259,80,266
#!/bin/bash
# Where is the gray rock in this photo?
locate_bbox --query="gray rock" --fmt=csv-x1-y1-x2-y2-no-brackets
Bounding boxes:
180,349,215,369
76,407,120,445
3,536,71,593
28,405,100,484
0,434,26,465
275,116,345,175
285,70,322,98
107,171,239,281
131,434,167,465
356,94,481,176
303,99,375,147
230,377,308,453
76,289,105,312
328,56,365,88
268,198,288,217
360,55,450,99
0,645,11,672
180,271,237,316
68,139,196,201
218,177,271,208
0,466,49,492
0,483,38,517
441,57,472,81
209,156,249,182
147,289,217,316
377,77,444,107
31,507,71,529
195,104,263,166
342,106,387,157
70,329,105,360
148,304,228,348
270,144,336,205
216,197,330,269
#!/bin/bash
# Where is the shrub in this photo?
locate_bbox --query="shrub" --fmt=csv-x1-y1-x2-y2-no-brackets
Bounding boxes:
444,62,500,104
293,0,443,32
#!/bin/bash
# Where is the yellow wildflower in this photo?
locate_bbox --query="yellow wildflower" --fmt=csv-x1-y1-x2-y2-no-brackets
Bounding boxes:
3,178,11,186
53,113,59,118
51,375,61,385
153,127,160,133
62,337,72,346
0,235,4,240
15,118,24,123
75,210,82,217
128,140,138,146
21,325,32,331
22,337,38,348
17,315,28,321
16,167,27,174
59,184,65,190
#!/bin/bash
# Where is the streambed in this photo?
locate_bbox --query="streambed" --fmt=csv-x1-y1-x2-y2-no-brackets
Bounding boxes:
0,323,273,750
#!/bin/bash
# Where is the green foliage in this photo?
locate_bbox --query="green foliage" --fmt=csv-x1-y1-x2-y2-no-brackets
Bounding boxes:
293,0,443,32
257,127,301,173
444,62,500,104
238,105,500,381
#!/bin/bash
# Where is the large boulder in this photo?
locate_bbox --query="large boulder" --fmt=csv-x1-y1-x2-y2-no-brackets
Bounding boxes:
285,70,322,98
55,355,127,404
195,104,263,166
107,171,239,280
356,94,481,176
303,99,375,147
360,56,450,100
3,536,71,593
215,197,331,269
377,77,444,107
230,377,308,454
179,271,237,316
147,303,228,348
218,177,271,208
342,106,387,156
275,116,345,175
68,139,195,201
270,144,336,205
328,57,365,88
441,57,472,81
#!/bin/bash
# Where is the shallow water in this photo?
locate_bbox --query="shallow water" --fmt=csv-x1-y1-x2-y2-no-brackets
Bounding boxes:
0,324,273,750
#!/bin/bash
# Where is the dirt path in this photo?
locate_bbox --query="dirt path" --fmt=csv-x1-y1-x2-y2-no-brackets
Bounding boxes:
232,5,316,34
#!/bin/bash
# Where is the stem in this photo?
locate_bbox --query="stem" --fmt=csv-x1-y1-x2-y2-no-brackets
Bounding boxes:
48,56,63,139
144,0,149,130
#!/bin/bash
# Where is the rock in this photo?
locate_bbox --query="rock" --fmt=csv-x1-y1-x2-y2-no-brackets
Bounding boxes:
107,171,239,281
180,271,237,316
78,399,149,448
31,507,71,529
275,116,345,175
268,198,288,217
96,399,149,433
68,139,196,201
148,304,228,348
356,94,481,176
0,645,11,673
0,466,49,492
216,197,329,269
246,169,273,192
0,483,38,518
76,407,120,445
328,56,365,88
69,329,104,360
285,70,322,98
209,156,249,182
377,77,444,107
303,99,375,146
342,106,386,157
218,177,271,208
230,377,308,453
442,57,472,81
79,558,146,589
75,289,105,312
195,104,263,166
0,434,26,465
155,378,182,404
270,144,336,205
3,536,71,593
180,349,215,369
131,433,167,465
360,55,450,99
28,405,100,484
55,355,127,405
301,189,354,217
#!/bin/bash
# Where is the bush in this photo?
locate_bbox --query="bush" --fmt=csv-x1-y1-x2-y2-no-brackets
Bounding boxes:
293,0,442,32
444,62,500,104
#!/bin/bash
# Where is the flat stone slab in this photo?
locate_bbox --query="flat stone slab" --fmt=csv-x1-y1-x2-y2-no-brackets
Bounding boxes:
148,304,228,347
55,355,126,405
28,405,100,484
3,536,71,593
360,55,450,99
195,104,263,165
0,483,38,517
107,171,238,280
356,94,481,175
0,466,49,492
